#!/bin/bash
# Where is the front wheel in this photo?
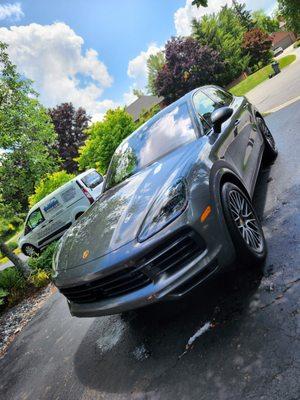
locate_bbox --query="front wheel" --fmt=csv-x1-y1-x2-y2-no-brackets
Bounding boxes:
22,244,39,257
257,116,278,161
222,182,267,267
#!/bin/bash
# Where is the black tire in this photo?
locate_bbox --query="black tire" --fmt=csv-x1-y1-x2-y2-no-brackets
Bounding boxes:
22,244,39,257
257,116,278,161
75,212,84,220
221,182,267,268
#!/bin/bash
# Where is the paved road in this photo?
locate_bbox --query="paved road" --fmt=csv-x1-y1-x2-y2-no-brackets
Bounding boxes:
0,253,27,271
0,102,299,400
247,47,300,112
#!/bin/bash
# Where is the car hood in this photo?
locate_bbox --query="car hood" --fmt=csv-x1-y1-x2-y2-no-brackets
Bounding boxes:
56,141,202,271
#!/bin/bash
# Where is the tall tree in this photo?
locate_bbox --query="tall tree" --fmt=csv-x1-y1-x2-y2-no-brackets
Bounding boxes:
252,9,280,34
0,41,57,275
192,0,208,7
277,0,300,33
232,0,254,30
49,103,90,173
77,108,136,174
192,6,249,83
147,52,165,95
242,28,273,68
154,37,225,105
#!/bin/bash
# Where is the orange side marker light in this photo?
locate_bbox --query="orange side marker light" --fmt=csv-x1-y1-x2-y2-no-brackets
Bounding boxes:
200,205,212,223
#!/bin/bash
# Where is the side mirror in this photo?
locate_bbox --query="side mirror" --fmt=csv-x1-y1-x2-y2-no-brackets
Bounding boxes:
211,106,233,134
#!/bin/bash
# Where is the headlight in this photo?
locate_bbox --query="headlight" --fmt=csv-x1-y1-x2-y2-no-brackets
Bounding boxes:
138,179,188,242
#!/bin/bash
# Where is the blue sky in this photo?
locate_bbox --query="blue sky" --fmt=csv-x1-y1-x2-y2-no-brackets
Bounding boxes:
0,0,276,119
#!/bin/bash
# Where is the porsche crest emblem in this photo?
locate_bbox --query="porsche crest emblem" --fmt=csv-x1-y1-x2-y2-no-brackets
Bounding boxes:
82,250,90,260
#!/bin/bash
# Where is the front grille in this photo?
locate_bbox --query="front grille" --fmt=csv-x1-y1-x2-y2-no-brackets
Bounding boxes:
60,229,205,304
60,266,151,304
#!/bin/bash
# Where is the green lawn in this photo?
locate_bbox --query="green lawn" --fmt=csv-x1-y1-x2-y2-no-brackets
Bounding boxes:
230,55,296,97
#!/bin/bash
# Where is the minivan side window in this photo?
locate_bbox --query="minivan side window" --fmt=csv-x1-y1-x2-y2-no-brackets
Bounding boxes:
193,90,221,134
26,208,45,232
81,171,103,189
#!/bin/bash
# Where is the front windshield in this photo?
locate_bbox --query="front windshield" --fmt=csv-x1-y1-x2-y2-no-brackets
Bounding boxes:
105,102,196,189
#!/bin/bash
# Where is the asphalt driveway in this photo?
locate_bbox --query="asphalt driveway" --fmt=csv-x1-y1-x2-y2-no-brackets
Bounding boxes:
0,101,299,400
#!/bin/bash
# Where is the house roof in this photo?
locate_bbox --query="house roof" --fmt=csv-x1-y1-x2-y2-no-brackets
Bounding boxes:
125,95,163,122
270,31,294,46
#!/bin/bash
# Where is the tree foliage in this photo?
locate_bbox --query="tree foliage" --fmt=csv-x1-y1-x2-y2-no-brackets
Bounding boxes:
232,0,254,30
192,0,208,7
29,171,75,207
277,0,300,33
77,108,136,174
242,28,273,68
192,6,249,84
147,52,165,95
0,42,57,213
252,9,280,34
49,103,90,173
154,37,225,105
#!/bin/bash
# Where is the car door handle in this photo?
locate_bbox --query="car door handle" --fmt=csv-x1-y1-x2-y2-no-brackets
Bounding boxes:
234,119,240,126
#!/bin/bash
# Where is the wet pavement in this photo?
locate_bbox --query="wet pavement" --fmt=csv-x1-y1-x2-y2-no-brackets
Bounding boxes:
0,101,299,400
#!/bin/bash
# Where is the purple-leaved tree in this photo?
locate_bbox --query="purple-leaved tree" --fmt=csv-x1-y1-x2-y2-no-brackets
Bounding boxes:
154,37,225,105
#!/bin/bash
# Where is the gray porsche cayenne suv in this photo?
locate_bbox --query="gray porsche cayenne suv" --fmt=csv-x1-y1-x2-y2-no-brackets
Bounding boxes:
52,85,277,317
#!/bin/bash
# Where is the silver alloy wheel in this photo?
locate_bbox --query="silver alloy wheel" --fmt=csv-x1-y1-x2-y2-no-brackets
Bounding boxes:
24,245,36,257
228,190,264,253
258,118,276,151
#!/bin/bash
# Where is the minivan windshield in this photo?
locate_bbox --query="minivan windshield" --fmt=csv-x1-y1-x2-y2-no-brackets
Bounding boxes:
105,102,196,189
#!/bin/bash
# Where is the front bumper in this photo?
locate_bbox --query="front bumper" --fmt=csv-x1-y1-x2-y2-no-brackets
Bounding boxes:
67,244,222,317
55,187,236,317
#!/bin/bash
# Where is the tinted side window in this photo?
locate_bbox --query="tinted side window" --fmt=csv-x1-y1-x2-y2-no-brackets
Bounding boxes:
61,186,77,203
204,87,233,106
193,91,218,133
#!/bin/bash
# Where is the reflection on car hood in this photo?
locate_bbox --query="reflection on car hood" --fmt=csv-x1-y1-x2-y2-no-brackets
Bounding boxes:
56,141,201,270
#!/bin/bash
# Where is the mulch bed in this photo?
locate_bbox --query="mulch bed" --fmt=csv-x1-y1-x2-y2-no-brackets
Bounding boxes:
0,284,56,358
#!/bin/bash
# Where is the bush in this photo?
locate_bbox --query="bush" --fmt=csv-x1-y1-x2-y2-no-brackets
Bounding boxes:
0,267,26,305
0,288,8,306
28,241,58,273
0,267,26,291
29,171,75,207
7,241,18,252
30,270,50,288
293,40,300,48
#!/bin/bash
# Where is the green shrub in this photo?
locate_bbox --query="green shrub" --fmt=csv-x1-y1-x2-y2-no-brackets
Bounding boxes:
0,288,8,306
0,267,26,291
28,241,58,273
7,241,18,252
30,269,50,288
29,171,74,207
0,267,26,305
293,40,300,48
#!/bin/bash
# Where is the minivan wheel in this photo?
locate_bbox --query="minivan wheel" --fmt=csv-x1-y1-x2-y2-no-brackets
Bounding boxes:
221,182,267,267
22,244,39,257
257,116,278,161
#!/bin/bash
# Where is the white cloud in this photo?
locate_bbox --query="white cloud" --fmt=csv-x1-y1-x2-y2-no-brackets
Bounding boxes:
174,0,277,36
0,2,24,21
0,22,117,121
127,43,162,89
123,87,138,107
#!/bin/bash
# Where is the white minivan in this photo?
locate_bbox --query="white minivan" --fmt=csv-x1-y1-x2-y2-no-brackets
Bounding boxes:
19,169,104,256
